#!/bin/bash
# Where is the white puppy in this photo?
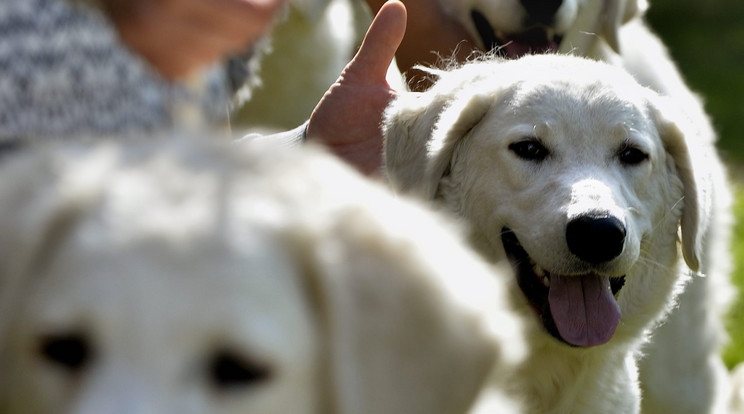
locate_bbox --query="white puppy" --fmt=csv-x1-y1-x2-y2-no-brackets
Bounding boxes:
0,137,525,414
419,1,736,412
384,54,725,413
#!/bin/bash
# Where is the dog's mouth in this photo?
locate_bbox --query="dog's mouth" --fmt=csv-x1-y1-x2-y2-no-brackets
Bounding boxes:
471,10,561,58
501,228,625,347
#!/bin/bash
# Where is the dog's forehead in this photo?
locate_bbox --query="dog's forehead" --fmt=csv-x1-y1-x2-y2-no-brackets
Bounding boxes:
24,224,315,364
484,69,656,144
480,56,650,108
512,77,645,117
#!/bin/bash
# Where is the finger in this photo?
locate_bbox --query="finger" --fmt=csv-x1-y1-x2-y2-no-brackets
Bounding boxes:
346,0,407,85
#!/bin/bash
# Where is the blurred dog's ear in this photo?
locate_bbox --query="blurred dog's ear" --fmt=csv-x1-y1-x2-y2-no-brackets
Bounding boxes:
600,0,647,53
0,149,104,403
0,148,105,284
293,201,524,414
559,0,647,55
650,96,712,272
558,0,606,54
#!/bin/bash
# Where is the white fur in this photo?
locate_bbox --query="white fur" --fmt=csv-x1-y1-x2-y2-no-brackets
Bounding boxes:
384,54,724,413
730,363,744,413
425,1,736,412
582,7,734,414
0,137,525,414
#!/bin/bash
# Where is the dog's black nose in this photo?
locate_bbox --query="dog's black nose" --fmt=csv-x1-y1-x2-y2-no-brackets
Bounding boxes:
566,214,626,264
520,0,563,26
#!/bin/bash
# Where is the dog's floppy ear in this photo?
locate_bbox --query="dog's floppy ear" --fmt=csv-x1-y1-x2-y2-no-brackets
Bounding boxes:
293,201,524,414
650,96,713,272
0,148,104,402
383,90,452,196
424,93,493,198
558,0,606,55
384,89,493,199
0,148,106,282
600,0,648,53
0,148,104,295
560,0,647,55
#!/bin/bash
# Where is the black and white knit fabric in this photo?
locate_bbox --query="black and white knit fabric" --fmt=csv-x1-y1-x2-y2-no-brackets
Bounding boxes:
0,0,243,143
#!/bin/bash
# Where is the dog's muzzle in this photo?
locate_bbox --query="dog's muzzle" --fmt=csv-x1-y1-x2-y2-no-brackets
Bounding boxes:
470,9,562,57
502,228,626,348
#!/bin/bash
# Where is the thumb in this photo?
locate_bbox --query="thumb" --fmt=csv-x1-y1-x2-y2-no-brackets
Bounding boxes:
345,0,407,85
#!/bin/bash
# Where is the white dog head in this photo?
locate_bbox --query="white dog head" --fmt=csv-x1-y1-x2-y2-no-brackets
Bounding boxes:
436,0,647,56
0,138,524,414
384,54,710,349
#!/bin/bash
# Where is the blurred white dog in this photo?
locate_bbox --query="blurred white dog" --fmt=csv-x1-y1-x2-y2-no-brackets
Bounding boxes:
422,1,735,412
384,54,727,413
0,137,525,414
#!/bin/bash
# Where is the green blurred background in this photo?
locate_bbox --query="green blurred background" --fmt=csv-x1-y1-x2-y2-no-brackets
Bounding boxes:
645,0,744,367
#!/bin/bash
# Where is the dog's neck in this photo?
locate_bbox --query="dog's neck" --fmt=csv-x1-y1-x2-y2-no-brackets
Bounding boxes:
503,334,642,414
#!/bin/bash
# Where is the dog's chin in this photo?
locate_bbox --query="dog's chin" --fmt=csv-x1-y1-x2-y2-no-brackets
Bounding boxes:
501,228,626,348
470,10,561,58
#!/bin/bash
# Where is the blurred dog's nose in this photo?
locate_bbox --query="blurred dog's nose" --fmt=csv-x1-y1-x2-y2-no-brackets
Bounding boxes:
520,0,563,25
566,214,626,264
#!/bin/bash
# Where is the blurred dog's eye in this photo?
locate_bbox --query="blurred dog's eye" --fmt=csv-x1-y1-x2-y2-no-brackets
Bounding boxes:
509,139,549,162
208,350,271,390
39,333,92,373
618,145,648,166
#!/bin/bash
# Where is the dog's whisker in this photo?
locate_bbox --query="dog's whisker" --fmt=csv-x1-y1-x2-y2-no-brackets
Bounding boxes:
634,252,672,273
643,196,685,237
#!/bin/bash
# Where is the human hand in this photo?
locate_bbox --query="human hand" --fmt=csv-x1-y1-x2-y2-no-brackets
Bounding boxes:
305,0,407,176
101,0,286,80
364,0,478,90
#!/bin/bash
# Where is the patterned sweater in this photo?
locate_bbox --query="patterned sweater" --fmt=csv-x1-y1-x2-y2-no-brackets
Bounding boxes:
0,0,249,143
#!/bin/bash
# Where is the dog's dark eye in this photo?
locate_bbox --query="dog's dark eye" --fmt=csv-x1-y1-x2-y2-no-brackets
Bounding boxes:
208,350,272,390
618,145,648,166
39,333,92,373
509,139,549,162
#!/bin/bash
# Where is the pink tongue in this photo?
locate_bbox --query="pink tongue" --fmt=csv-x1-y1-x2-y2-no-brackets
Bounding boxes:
548,274,621,347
